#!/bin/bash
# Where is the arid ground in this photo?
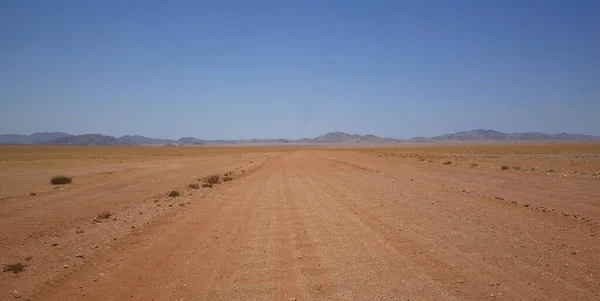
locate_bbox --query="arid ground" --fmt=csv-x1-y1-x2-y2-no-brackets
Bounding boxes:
1,143,599,300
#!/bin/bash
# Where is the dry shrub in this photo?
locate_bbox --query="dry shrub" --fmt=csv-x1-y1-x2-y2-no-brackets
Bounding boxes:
51,175,72,185
203,174,220,184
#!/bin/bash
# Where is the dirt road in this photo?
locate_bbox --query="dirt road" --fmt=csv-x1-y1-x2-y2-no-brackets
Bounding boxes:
2,149,599,300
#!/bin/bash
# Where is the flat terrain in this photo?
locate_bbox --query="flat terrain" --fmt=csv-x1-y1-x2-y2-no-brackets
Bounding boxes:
1,144,599,300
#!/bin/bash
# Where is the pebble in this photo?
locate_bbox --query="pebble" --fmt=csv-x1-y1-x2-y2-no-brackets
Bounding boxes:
76,254,84,258
63,265,69,268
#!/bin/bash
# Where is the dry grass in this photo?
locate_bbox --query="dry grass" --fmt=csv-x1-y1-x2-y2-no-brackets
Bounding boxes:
203,174,220,184
355,143,600,176
97,212,112,219
188,183,200,189
3,263,26,274
51,175,72,185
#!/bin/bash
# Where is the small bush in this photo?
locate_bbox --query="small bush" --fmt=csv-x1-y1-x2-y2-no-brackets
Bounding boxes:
97,212,112,219
168,191,180,197
501,165,509,170
202,183,213,188
443,161,452,165
203,174,220,184
3,263,26,273
223,176,233,182
470,163,478,168
418,157,425,161
188,183,200,189
51,175,72,185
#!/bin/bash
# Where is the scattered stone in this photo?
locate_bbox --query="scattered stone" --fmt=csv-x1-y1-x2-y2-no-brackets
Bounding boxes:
29,192,36,196
63,265,69,269
24,256,33,261
494,196,504,201
51,243,58,246
523,204,530,208
458,280,464,284
76,228,84,234
75,254,84,258
571,251,577,255
546,169,554,173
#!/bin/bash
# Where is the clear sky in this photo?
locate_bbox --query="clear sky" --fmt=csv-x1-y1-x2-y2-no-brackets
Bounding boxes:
1,0,599,139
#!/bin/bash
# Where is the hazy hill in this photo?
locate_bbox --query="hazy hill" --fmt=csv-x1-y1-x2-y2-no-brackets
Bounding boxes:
2,130,598,146
47,134,126,146
0,132,72,144
429,129,600,142
309,132,400,144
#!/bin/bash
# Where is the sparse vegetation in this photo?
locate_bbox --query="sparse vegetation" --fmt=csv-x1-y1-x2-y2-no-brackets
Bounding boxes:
223,176,233,182
51,175,72,185
512,166,521,170
3,263,26,274
419,157,425,161
97,212,112,219
168,190,180,197
470,163,478,168
203,174,220,184
501,165,509,170
202,183,213,188
188,183,200,189
443,161,452,165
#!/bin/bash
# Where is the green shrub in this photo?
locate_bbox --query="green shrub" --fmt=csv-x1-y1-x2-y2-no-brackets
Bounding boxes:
168,191,180,197
51,175,72,185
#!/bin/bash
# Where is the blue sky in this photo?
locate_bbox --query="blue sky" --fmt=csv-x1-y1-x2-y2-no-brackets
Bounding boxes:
1,0,599,139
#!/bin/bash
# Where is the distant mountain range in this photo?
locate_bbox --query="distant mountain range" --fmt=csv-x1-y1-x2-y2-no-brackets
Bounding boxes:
0,129,598,146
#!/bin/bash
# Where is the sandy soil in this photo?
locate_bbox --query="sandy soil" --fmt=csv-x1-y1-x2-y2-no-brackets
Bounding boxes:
1,145,599,300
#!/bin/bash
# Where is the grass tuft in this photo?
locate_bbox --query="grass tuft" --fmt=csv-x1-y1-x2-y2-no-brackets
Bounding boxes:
223,176,233,182
188,183,200,189
97,212,112,219
168,191,180,197
203,174,220,184
51,175,72,185
443,161,452,165
501,165,509,170
3,263,26,274
202,183,213,188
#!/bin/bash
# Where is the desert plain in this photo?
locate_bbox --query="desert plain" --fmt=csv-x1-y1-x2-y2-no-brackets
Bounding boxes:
1,143,599,300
